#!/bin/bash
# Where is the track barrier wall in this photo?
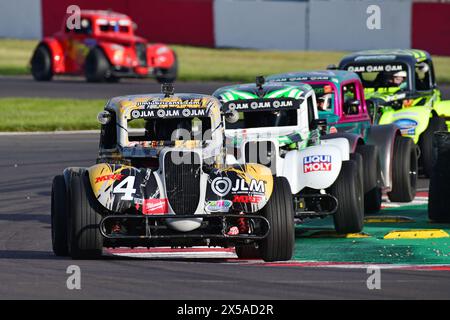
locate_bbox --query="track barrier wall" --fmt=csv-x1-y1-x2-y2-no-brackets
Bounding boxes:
0,0,449,55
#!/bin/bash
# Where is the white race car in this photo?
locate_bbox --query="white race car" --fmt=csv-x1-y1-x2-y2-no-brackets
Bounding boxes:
214,77,364,243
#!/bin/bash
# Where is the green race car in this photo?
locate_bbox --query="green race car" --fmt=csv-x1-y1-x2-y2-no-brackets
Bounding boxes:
338,49,450,176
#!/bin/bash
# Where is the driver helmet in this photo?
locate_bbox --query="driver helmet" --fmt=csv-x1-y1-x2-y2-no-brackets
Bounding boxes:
416,62,430,75
393,71,407,78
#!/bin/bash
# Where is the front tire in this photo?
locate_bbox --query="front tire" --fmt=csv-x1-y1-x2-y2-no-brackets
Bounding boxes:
388,136,418,202
68,171,103,259
31,44,53,81
419,116,448,177
51,175,69,256
85,47,110,83
155,53,178,83
329,160,364,234
258,176,295,262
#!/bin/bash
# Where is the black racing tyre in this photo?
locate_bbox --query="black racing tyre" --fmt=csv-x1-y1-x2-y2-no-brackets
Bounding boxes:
350,152,363,188
85,47,110,82
68,171,103,259
235,243,261,259
51,175,69,256
388,136,418,202
356,144,382,214
31,44,53,81
428,132,450,223
329,160,364,234
258,176,295,262
155,52,178,83
419,116,448,177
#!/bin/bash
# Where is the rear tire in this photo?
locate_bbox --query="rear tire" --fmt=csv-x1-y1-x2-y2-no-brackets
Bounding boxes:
329,160,364,234
356,144,382,214
388,136,418,202
258,176,295,262
155,52,178,83
51,175,69,256
85,47,110,83
68,171,103,259
31,44,53,81
419,116,448,177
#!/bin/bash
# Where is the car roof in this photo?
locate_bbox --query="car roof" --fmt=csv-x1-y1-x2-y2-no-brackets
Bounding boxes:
213,82,313,101
79,10,131,20
339,49,431,66
267,70,359,84
107,93,220,117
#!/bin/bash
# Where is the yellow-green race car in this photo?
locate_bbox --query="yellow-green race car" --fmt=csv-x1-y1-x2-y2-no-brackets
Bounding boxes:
338,49,450,177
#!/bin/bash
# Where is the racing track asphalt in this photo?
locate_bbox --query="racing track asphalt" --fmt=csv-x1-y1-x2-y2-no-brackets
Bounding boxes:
0,76,230,99
0,133,449,300
2,75,450,100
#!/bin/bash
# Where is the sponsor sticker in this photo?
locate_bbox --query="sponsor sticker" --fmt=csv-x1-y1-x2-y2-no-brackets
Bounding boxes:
95,174,124,184
347,64,403,73
232,195,264,204
225,98,298,112
142,198,168,215
303,155,332,173
136,98,204,108
130,108,206,119
394,119,418,136
211,177,233,197
231,178,266,194
205,200,233,213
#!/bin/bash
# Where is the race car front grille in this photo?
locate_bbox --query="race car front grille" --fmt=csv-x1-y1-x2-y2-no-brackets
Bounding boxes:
164,152,201,215
245,141,276,174
135,42,147,67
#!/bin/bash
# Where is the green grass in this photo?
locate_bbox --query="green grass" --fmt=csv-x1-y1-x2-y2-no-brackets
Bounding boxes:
0,39,36,75
0,98,104,131
2,38,450,83
172,45,346,82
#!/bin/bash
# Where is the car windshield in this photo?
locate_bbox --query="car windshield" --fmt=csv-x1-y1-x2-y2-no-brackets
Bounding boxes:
308,83,336,112
127,116,212,142
345,63,409,91
97,21,130,33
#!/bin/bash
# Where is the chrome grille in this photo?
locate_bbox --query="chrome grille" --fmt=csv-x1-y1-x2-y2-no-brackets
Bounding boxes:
135,42,147,67
164,152,201,215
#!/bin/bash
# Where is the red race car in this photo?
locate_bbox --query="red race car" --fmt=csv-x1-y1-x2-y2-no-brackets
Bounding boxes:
31,10,177,83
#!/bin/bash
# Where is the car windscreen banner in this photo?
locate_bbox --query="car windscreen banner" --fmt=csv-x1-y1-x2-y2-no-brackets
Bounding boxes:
130,107,208,119
345,63,406,74
222,98,300,113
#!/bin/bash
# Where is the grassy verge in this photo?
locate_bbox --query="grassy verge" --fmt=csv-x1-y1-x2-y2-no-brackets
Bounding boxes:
2,39,450,83
0,39,36,75
0,98,104,131
173,45,346,82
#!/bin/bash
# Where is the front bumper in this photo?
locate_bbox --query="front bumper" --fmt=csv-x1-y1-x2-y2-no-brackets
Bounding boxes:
100,214,270,241
111,65,155,78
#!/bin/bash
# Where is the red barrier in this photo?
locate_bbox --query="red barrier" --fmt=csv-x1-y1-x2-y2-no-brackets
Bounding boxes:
412,3,450,56
41,0,214,47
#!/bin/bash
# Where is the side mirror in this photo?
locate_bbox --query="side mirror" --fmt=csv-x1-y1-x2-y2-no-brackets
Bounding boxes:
327,64,338,70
